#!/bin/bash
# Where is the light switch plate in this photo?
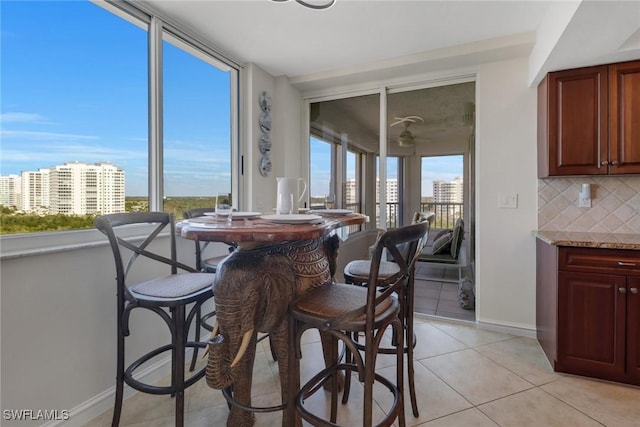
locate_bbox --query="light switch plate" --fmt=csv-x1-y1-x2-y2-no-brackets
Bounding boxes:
499,193,518,209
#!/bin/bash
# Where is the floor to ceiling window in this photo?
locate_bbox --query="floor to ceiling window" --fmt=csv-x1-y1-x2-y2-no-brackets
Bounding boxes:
162,31,234,215
309,93,379,230
309,136,333,208
0,1,239,235
377,156,400,228
421,155,465,229
308,81,475,322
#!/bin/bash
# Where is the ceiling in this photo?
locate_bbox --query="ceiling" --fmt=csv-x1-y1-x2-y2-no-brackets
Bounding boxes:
142,0,640,90
143,0,549,82
140,0,640,148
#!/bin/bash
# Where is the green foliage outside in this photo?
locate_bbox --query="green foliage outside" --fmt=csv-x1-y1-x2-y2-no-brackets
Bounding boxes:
0,197,217,235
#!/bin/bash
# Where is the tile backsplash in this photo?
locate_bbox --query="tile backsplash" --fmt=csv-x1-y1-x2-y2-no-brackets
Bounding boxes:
538,176,640,233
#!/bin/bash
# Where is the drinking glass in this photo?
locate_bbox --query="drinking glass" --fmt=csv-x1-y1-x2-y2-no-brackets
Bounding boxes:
278,193,294,215
324,194,336,210
216,193,232,222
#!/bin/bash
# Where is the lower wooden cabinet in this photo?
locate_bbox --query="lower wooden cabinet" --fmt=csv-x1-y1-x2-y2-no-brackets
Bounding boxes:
628,276,640,383
537,241,640,386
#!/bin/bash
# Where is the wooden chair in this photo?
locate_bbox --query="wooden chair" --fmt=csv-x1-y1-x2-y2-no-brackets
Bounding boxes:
94,212,215,427
183,207,233,274
342,211,433,417
287,220,430,426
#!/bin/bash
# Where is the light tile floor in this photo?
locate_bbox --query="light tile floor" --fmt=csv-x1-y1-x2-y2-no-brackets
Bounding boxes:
413,262,475,322
87,317,640,426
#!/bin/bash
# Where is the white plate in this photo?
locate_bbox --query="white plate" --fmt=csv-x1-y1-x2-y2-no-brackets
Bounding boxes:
204,211,261,219
260,214,323,224
313,209,354,216
183,222,221,229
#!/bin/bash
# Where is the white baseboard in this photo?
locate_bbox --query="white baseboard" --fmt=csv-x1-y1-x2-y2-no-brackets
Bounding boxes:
415,313,537,339
41,353,174,427
476,320,537,338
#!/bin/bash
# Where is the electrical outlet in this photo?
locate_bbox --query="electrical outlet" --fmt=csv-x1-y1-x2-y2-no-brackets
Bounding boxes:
578,196,592,208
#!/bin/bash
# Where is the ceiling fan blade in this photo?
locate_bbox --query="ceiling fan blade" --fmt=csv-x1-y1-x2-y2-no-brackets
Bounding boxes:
390,115,424,127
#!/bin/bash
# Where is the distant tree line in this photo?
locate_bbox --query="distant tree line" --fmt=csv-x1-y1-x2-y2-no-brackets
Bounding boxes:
0,197,217,235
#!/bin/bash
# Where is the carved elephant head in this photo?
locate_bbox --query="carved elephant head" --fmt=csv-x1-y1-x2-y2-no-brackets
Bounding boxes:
205,251,295,390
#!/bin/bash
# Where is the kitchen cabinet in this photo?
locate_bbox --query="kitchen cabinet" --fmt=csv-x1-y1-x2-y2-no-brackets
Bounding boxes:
537,242,640,386
538,60,640,177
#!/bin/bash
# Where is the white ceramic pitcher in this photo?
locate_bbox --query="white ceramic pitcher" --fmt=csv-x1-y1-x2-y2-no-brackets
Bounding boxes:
276,177,307,214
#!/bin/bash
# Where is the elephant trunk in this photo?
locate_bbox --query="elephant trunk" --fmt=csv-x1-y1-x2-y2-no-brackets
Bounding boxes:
205,334,234,390
205,324,255,390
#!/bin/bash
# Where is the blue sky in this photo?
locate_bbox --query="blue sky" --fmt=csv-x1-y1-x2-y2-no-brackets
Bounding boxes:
1,1,231,196
1,1,462,199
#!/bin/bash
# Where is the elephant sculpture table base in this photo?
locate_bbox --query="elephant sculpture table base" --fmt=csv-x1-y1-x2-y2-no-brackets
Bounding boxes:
205,234,341,427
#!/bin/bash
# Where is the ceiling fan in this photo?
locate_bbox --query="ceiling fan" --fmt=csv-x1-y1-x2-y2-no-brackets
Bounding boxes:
390,116,424,147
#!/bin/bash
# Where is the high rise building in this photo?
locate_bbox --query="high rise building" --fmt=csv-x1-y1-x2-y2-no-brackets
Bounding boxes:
1,162,125,215
375,178,398,202
433,177,463,203
48,162,125,215
20,169,50,214
0,174,22,209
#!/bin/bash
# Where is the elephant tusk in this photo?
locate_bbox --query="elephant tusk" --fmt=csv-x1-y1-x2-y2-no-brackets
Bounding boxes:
210,321,220,340
230,328,254,368
202,321,221,360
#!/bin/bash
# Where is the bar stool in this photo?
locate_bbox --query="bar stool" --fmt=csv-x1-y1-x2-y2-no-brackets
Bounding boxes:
94,212,215,427
342,211,433,417
287,221,430,426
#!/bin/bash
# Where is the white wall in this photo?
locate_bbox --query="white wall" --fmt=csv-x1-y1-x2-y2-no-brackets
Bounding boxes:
0,235,222,426
245,64,305,213
475,56,539,330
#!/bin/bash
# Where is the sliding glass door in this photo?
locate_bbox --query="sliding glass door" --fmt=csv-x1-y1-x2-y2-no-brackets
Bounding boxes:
307,81,475,233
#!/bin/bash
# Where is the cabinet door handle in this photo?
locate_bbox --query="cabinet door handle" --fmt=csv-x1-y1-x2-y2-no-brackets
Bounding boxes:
631,288,639,294
617,261,637,267
601,160,609,166
611,160,619,166
619,287,627,293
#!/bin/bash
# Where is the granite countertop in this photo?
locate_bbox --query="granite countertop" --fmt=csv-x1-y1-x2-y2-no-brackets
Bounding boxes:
534,230,640,250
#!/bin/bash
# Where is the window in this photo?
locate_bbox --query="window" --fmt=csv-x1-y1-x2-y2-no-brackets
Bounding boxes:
309,94,379,232
377,156,400,228
421,155,464,229
344,150,360,213
162,31,234,216
0,1,239,235
309,137,332,209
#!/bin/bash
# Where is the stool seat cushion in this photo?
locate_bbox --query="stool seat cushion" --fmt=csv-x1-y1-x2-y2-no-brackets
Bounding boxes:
203,254,228,268
344,260,400,280
132,272,214,298
294,283,393,321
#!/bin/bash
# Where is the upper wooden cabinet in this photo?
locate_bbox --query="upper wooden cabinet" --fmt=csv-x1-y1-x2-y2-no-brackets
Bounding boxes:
609,61,640,175
538,60,640,177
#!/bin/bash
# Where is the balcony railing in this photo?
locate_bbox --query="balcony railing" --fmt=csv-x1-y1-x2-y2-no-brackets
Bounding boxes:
310,201,463,233
419,202,463,229
375,202,463,229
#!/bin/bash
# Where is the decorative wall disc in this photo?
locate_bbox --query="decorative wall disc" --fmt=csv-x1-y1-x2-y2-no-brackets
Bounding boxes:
259,133,271,154
259,156,272,177
259,91,272,177
259,91,272,112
